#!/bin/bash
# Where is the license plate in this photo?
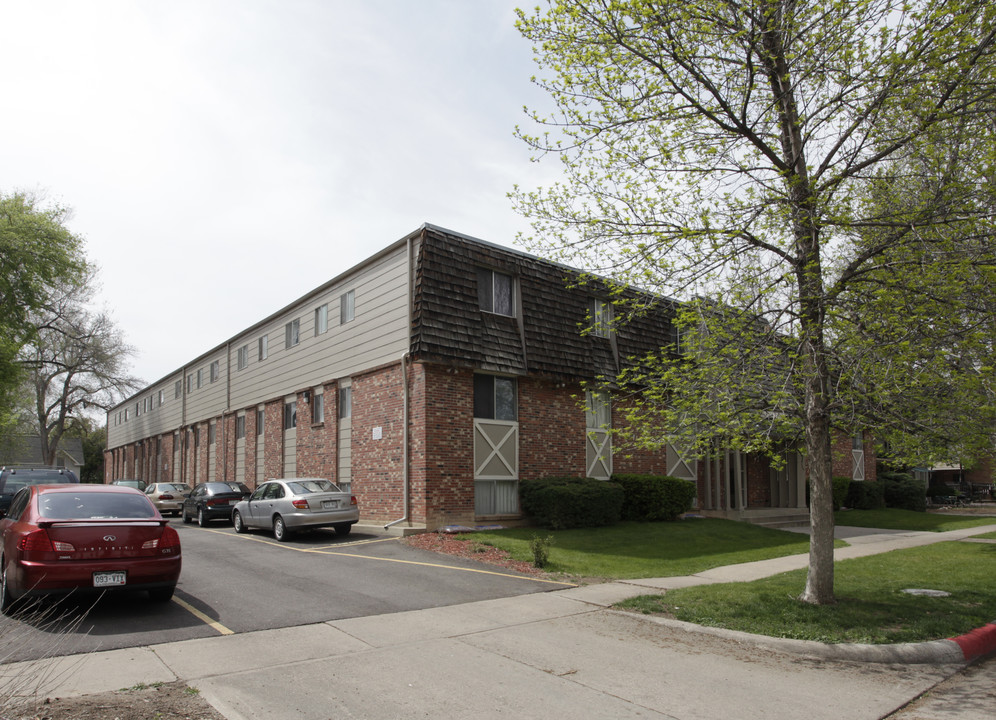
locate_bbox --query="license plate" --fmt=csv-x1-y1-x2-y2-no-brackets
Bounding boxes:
93,571,126,587
322,500,339,509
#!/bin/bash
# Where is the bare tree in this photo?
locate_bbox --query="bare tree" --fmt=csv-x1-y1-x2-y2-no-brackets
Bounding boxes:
19,279,140,467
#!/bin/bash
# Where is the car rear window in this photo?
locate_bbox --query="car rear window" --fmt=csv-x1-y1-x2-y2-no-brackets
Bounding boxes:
2,471,75,494
288,480,338,494
39,492,157,520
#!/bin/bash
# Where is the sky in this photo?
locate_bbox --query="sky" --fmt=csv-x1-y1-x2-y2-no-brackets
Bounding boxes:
1,0,557,388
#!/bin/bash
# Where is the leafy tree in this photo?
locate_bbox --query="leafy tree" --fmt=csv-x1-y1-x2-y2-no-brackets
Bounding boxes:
513,0,996,604
0,191,88,434
19,277,140,470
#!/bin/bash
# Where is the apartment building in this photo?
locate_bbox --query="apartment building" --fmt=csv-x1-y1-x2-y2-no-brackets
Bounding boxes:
105,224,871,530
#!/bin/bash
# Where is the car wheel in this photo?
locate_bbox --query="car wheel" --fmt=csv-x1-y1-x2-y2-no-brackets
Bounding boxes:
233,511,247,534
197,507,209,527
182,506,192,524
273,515,289,542
333,523,352,537
0,558,14,615
149,586,175,602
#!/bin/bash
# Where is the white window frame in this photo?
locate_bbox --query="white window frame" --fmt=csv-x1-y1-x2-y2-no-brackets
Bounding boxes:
315,304,328,335
340,290,355,324
285,319,300,349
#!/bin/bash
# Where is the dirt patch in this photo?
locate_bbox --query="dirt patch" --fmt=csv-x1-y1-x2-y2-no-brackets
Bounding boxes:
2,681,224,720
927,505,996,516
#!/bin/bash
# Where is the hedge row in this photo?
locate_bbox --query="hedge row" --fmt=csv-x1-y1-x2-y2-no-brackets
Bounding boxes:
519,474,695,529
833,472,926,512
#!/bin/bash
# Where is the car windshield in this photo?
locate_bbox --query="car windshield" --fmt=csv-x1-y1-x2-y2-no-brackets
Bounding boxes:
287,480,338,494
39,492,157,520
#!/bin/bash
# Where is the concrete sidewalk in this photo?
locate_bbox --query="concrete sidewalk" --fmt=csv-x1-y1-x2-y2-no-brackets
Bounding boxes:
6,523,996,719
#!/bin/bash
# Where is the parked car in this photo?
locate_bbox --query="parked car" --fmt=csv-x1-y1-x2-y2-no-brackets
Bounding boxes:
145,483,190,517
0,466,79,518
232,478,358,542
182,482,251,527
0,484,181,612
111,479,147,491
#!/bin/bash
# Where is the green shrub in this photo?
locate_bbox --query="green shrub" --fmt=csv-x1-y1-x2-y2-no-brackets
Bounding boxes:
529,534,554,568
519,476,624,529
832,476,851,510
926,478,951,498
612,474,697,521
881,472,927,512
846,480,886,510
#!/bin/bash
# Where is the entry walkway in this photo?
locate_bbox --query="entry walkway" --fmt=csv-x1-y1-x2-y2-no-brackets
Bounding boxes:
4,523,996,719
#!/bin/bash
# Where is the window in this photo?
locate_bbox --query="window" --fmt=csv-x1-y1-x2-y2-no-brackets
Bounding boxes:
197,368,203,389
312,392,324,424
284,400,297,430
237,344,249,370
187,374,194,393
477,268,513,316
158,390,165,406
136,401,141,417
210,360,220,383
125,409,129,421
256,408,264,435
474,375,517,421
339,386,352,419
175,380,181,399
669,321,684,354
208,422,216,445
315,304,328,335
236,415,246,440
591,299,612,338
258,334,268,361
340,290,355,324
285,319,300,349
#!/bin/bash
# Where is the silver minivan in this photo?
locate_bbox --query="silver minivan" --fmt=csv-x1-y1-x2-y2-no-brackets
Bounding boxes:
232,478,358,541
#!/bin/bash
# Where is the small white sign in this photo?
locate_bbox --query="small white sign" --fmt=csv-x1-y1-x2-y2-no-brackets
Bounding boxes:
372,426,382,440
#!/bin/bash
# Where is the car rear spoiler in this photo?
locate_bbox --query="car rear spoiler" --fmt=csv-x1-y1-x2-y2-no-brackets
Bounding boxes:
37,519,170,527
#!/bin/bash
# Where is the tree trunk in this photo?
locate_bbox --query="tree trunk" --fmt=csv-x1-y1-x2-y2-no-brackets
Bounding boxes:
800,358,836,604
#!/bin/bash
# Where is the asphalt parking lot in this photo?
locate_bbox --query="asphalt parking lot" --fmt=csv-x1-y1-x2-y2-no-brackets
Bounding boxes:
1,520,569,663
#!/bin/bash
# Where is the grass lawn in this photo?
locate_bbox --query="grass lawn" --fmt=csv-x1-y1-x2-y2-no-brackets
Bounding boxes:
617,541,996,644
465,519,832,579
834,508,996,532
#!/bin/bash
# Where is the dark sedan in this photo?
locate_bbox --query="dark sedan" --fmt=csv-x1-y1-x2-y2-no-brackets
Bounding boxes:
0,484,181,612
181,482,251,527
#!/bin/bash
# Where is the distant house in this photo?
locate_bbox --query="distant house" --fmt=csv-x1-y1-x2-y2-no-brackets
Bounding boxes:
1,435,84,478
104,225,873,530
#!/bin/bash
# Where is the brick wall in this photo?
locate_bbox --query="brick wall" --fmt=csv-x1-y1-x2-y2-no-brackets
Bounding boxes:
263,400,283,481
518,378,586,479
353,364,407,522
296,384,337,480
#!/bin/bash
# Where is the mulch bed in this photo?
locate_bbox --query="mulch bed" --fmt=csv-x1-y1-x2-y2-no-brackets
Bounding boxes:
402,532,546,576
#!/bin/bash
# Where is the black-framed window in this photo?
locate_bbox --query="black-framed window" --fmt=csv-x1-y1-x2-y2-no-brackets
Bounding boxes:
474,375,517,421
477,268,513,316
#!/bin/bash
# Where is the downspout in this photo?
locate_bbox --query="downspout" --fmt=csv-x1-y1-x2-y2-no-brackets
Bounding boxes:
385,234,414,529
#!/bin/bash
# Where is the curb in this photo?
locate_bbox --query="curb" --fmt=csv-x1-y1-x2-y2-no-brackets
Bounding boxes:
618,611,996,665
950,622,996,661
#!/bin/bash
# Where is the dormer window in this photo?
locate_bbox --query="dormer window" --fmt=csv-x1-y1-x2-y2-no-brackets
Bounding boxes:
477,268,513,316
591,299,612,338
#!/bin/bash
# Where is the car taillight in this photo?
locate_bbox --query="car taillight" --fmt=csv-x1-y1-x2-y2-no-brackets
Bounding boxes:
19,529,54,552
350,496,357,506
143,526,181,551
158,494,174,500
292,499,309,509
206,498,226,506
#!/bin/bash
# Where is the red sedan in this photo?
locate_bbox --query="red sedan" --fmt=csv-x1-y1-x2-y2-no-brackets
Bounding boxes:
0,484,181,613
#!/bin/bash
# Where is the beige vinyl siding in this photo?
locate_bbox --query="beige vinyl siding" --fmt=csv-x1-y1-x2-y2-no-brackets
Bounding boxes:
229,245,409,408
107,372,185,448
106,237,413,458
185,354,228,425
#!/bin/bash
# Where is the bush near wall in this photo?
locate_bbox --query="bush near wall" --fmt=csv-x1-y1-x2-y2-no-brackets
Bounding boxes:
880,471,927,512
519,476,624,530
832,476,851,511
612,474,697,522
846,479,886,510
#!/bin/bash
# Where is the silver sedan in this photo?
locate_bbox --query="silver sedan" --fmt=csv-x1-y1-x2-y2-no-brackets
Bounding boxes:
232,478,359,542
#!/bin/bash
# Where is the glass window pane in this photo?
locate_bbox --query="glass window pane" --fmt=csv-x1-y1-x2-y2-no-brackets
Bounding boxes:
494,273,512,315
495,377,516,421
474,375,494,418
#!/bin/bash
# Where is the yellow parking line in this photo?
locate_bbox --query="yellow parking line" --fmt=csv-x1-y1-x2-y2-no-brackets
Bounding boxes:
172,595,234,636
200,527,575,587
